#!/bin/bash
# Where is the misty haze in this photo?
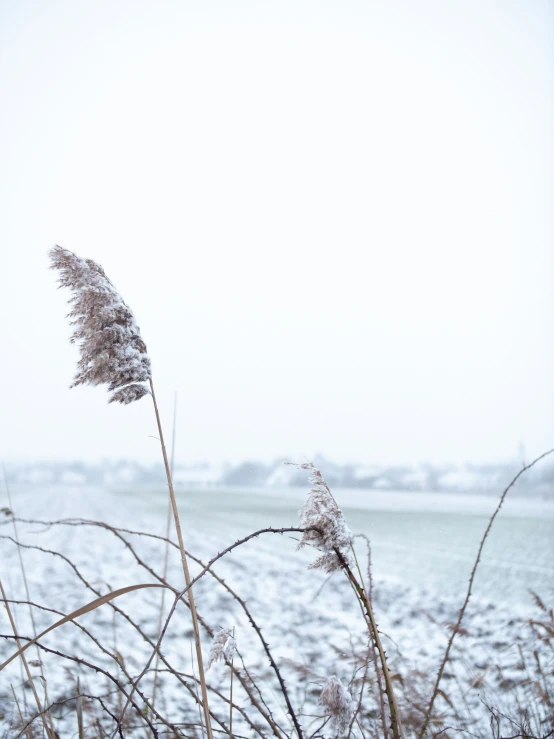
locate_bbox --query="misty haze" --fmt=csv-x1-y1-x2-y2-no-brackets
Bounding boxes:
1,2,553,738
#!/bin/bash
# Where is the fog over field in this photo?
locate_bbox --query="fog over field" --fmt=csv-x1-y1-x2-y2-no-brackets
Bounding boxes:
1,0,553,737
1,0,553,470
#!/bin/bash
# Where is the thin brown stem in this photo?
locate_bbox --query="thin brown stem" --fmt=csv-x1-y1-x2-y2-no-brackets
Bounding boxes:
13,691,122,739
11,683,33,739
151,391,177,725
1,633,161,737
2,596,167,736
169,669,268,739
76,677,84,739
148,378,213,739
230,628,235,739
337,551,403,739
418,446,554,738
351,544,389,739
3,466,55,738
353,534,373,601
191,640,207,739
1,531,258,737
117,527,309,739
0,515,293,738
0,581,53,739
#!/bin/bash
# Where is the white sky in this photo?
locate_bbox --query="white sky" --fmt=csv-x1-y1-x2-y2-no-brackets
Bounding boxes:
1,0,552,467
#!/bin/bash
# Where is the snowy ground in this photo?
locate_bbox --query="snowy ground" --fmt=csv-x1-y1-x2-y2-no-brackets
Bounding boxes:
1,484,553,737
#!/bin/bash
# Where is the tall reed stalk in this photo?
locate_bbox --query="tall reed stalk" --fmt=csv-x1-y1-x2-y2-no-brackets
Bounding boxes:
150,392,177,723
48,246,213,738
149,380,212,739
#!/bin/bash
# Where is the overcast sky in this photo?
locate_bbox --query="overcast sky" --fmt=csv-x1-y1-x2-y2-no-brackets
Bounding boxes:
1,0,552,467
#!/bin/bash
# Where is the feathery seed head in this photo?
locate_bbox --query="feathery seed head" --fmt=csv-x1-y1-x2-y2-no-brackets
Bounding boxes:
318,675,354,736
207,628,237,669
49,245,152,404
294,462,353,572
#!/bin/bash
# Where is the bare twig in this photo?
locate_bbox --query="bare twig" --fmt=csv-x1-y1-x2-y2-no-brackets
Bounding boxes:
351,541,388,739
0,633,162,737
337,550,403,739
1,528,280,737
418,447,554,738
117,527,310,738
4,515,294,737
2,596,171,736
14,691,123,739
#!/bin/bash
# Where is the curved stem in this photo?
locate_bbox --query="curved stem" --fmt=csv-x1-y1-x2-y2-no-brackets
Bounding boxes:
8,515,294,738
351,544,389,739
120,527,309,739
336,551,403,739
0,633,160,737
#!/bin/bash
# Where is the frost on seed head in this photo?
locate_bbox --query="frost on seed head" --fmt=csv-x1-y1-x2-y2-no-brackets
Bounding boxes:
293,462,353,572
109,383,151,405
319,675,355,736
207,628,237,669
49,245,152,405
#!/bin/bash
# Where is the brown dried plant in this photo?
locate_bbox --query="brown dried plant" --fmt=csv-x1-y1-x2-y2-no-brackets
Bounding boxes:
49,245,151,405
2,508,554,737
295,462,353,573
0,246,550,738
318,675,355,736
48,245,213,739
296,463,404,739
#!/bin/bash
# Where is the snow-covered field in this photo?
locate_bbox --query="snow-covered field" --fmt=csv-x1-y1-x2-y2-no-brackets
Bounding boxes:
134,482,554,605
1,484,553,737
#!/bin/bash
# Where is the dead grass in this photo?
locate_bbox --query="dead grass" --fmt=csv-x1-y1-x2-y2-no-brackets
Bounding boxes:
1,490,553,738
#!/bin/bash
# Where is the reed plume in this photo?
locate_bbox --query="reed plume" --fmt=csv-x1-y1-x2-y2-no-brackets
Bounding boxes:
48,245,213,739
207,628,237,669
48,245,151,404
319,675,354,736
295,462,353,572
207,627,237,739
297,463,404,739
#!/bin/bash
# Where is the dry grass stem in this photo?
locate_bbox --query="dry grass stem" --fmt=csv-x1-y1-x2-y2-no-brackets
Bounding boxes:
150,391,177,730
146,378,213,739
0,580,53,739
3,466,55,737
48,246,213,737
